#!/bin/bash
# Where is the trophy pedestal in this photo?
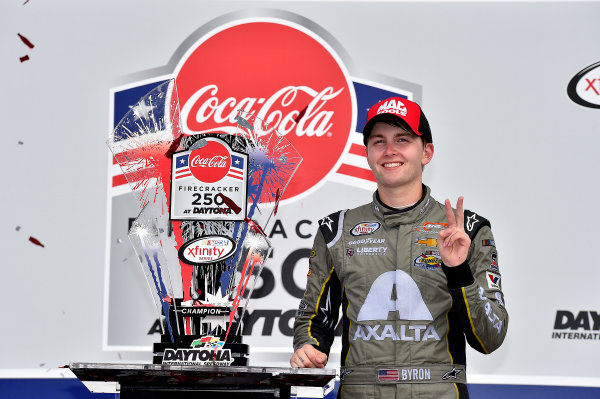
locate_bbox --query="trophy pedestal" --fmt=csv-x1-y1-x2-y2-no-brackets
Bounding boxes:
69,363,337,399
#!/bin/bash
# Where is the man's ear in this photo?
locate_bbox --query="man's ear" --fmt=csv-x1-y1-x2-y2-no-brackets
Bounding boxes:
422,142,434,166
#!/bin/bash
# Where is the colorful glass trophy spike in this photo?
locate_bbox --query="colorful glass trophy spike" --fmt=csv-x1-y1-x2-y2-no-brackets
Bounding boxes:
107,79,302,365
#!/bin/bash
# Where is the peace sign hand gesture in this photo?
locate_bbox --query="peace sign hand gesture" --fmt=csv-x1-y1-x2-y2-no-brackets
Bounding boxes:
437,197,471,267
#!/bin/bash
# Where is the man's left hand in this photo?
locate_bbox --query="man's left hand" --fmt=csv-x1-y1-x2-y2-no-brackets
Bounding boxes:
437,196,471,267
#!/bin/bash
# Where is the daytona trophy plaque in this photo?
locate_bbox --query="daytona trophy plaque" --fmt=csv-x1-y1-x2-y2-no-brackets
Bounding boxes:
108,80,302,366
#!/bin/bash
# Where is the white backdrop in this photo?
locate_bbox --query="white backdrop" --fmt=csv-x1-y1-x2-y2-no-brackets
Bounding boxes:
2,0,600,388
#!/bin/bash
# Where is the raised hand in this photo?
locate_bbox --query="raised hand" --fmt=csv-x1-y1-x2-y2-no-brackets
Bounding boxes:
437,196,471,267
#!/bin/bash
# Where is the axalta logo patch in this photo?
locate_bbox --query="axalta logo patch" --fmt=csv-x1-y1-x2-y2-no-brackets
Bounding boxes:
175,20,355,201
567,61,600,109
178,235,236,265
351,222,380,236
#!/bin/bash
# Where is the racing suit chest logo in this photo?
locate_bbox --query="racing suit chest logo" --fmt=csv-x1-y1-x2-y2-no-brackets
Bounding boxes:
350,222,380,236
354,270,440,342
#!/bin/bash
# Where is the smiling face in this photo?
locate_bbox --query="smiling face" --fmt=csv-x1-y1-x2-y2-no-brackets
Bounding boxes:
366,122,434,198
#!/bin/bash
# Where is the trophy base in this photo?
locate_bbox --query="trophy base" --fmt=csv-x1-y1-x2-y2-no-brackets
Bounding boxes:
152,334,249,366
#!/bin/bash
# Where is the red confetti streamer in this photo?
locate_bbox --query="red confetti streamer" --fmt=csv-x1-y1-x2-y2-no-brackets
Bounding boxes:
23,0,30,4
165,134,183,159
294,105,308,123
29,236,45,247
273,188,281,215
244,217,267,237
20,55,30,63
18,33,35,49
216,193,241,214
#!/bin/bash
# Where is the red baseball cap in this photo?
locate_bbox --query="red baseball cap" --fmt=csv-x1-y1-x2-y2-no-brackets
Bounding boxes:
362,97,432,145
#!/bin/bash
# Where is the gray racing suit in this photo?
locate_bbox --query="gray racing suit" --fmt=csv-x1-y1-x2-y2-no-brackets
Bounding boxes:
293,185,508,398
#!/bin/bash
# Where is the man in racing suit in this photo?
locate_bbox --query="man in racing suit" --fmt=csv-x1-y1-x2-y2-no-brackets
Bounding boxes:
290,97,508,398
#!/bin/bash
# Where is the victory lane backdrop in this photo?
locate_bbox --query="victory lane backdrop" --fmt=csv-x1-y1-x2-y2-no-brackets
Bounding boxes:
2,1,600,398
106,13,412,365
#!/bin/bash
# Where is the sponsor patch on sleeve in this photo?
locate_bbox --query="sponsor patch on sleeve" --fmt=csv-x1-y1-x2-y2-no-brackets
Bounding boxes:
487,272,501,289
490,252,499,271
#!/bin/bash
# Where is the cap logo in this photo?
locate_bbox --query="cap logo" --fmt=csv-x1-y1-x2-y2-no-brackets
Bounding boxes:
377,98,407,117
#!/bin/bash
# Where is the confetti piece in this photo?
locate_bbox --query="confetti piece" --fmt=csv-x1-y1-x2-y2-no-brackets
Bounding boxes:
189,138,207,151
244,217,267,237
216,193,241,214
18,141,24,145
234,115,254,130
165,135,183,158
29,236,45,247
294,105,308,123
118,353,122,360
18,33,35,49
20,55,30,63
23,0,30,4
39,363,45,367
273,188,281,215
116,238,123,243
15,226,21,231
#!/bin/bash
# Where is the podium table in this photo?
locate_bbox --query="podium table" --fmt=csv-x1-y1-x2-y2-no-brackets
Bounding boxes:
69,363,337,399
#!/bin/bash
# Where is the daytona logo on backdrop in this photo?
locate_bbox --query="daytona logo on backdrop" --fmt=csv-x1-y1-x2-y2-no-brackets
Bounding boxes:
552,310,600,340
175,21,355,202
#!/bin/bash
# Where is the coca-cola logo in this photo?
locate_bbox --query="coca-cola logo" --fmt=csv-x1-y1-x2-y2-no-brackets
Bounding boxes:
189,140,231,183
175,20,355,202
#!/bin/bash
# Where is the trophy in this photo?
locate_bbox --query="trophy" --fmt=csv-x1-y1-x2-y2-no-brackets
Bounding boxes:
108,80,302,365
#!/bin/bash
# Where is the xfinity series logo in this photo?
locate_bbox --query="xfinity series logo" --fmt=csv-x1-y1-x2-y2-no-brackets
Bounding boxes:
567,61,600,109
178,235,236,265
351,222,380,236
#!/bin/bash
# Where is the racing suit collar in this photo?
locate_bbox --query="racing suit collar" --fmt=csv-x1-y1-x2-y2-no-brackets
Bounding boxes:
372,184,433,227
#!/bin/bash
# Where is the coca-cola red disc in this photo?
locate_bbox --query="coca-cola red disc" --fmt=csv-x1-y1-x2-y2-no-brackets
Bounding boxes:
175,20,355,202
189,140,231,183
